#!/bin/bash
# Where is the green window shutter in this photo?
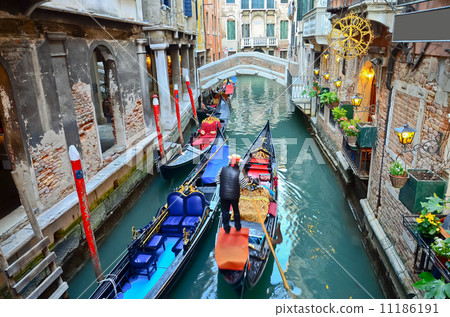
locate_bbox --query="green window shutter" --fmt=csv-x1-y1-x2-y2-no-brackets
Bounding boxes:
266,24,274,37
280,21,288,39
227,21,236,40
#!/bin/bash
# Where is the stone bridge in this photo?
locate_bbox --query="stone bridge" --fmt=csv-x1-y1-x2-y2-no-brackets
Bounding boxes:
198,52,298,90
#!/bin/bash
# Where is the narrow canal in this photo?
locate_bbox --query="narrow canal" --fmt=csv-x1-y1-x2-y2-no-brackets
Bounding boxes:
68,75,384,299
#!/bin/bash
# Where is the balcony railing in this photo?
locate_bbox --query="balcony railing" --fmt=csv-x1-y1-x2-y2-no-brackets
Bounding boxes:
341,136,372,179
403,215,450,283
241,37,278,48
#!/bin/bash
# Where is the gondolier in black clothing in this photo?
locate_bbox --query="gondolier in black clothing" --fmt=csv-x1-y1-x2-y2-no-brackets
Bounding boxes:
215,154,248,234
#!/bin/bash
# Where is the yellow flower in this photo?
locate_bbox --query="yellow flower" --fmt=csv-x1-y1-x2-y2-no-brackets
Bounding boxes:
416,218,424,224
426,213,435,222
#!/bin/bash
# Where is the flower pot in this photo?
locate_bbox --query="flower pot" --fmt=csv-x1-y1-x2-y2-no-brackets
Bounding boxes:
346,135,357,146
435,254,450,269
389,173,409,189
399,169,448,213
328,101,339,109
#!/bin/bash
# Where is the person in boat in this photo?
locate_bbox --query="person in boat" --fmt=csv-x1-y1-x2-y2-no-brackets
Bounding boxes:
215,154,248,234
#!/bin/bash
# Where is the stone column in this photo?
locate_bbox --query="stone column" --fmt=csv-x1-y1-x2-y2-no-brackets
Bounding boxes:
170,45,182,113
150,43,173,130
181,46,190,101
189,46,197,91
136,38,153,131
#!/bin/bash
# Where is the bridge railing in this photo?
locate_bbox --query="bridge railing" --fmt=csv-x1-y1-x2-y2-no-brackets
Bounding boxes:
240,37,278,49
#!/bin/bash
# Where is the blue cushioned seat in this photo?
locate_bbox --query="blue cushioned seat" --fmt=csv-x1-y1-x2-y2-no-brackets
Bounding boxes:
129,252,156,280
183,192,206,231
161,192,185,233
171,238,184,256
144,234,166,252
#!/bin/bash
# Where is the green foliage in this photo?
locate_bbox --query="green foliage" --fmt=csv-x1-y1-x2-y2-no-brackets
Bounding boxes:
431,237,450,257
389,160,406,176
332,107,347,121
342,118,361,137
413,272,450,299
416,211,442,238
302,83,322,98
420,194,450,214
319,91,340,105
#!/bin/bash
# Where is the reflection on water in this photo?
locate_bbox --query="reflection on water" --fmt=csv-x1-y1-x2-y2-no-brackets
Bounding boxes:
67,75,384,299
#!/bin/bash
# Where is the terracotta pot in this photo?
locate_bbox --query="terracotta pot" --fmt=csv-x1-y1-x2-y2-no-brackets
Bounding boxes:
435,254,450,269
346,135,357,146
389,173,409,189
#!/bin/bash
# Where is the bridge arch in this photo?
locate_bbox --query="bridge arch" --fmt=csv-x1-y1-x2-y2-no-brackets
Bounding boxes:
198,52,297,90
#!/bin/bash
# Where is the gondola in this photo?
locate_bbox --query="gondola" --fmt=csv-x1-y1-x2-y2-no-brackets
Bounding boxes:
90,130,230,299
159,95,230,179
214,121,278,295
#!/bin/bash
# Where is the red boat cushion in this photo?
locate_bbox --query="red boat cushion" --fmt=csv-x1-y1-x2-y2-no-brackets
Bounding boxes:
247,169,270,179
268,202,277,217
249,164,270,171
215,227,249,271
250,158,269,164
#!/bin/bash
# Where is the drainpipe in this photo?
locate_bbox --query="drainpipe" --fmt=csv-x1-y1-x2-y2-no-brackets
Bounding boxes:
376,43,402,215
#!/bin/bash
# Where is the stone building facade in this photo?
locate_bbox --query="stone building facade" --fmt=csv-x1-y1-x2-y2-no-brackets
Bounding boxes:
296,0,450,297
219,0,293,58
0,0,200,297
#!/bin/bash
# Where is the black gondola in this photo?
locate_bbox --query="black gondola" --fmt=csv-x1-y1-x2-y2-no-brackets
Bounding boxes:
90,130,230,299
214,121,278,295
159,95,230,180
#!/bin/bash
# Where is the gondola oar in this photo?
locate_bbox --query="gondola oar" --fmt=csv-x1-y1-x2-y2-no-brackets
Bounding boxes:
186,137,228,186
254,201,297,299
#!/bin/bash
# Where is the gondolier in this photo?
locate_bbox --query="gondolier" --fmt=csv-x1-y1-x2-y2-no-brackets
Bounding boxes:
215,154,248,234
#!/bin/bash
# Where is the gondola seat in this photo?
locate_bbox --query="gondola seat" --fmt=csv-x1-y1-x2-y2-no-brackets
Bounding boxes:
161,192,185,234
144,234,166,252
182,192,206,231
171,237,184,256
129,251,156,280
247,164,271,180
250,158,270,164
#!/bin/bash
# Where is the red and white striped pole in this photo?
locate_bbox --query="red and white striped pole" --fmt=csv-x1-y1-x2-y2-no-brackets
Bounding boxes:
184,74,198,126
152,95,165,159
68,145,104,282
174,84,184,146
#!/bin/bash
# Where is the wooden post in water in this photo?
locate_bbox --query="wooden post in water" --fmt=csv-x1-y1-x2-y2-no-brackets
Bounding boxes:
69,146,104,282
174,84,184,147
152,95,166,162
184,72,198,126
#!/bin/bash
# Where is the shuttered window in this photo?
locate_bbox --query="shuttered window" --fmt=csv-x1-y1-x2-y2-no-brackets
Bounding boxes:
280,20,288,39
184,0,192,17
227,20,236,40
267,0,275,9
241,0,249,9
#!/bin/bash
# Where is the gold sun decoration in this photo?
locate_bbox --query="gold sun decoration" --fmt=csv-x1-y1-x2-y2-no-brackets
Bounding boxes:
328,12,374,60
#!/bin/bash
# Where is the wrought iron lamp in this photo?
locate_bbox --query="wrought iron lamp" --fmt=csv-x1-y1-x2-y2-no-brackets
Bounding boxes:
351,94,363,107
334,78,342,88
336,55,341,63
323,72,330,81
323,50,330,59
313,68,320,76
394,124,442,154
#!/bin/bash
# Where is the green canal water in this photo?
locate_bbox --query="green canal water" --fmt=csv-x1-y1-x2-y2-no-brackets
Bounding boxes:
67,76,384,299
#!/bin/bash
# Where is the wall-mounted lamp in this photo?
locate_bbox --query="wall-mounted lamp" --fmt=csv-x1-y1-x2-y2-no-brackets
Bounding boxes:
394,123,442,155
314,68,320,76
323,72,330,81
334,78,342,88
351,94,363,107
323,50,329,59
336,55,341,63
364,68,375,80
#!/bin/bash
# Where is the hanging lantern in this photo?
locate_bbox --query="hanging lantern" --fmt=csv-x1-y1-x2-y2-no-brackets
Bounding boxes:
336,55,341,62
313,68,320,76
394,124,417,145
324,50,330,59
323,72,330,81
351,94,363,107
365,68,375,79
334,78,342,88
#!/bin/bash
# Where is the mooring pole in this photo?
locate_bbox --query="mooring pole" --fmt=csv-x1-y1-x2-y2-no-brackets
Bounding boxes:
152,95,166,160
69,146,104,282
174,84,184,147
184,73,198,126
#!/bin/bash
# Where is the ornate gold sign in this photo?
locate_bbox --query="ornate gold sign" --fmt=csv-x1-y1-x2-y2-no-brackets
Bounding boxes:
328,12,374,60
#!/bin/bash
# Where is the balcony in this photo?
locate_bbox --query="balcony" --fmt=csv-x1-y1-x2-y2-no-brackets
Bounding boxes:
240,37,278,49
327,0,358,13
341,136,372,179
302,8,331,45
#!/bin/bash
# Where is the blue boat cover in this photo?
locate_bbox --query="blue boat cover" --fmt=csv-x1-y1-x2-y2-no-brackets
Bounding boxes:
201,144,229,184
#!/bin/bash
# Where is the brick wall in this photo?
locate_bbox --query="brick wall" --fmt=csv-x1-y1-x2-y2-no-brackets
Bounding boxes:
125,98,145,147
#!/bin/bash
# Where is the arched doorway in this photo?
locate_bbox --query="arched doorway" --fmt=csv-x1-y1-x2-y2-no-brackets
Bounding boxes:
254,49,264,53
90,45,123,154
355,60,376,123
0,63,21,219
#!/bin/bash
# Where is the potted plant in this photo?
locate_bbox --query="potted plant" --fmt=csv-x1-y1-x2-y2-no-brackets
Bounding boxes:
319,91,340,108
302,82,321,98
416,211,442,243
332,107,347,121
413,272,450,299
342,118,360,146
431,237,450,268
399,170,448,213
389,160,409,189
